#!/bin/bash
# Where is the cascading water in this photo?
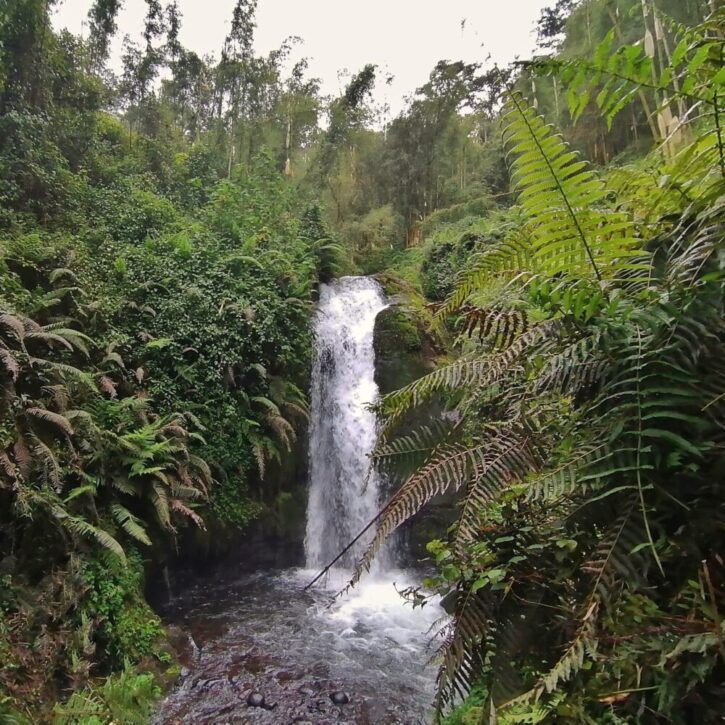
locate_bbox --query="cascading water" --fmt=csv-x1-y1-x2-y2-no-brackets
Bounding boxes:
305,276,389,570
155,276,443,724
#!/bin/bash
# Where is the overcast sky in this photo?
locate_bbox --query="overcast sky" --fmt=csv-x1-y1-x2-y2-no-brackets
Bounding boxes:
52,1,551,117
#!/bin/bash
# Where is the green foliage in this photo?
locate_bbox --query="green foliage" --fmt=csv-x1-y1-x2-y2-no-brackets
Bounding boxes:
2,0,722,722
80,552,164,666
338,11,725,723
421,209,519,300
440,686,487,725
0,3,336,717
53,667,160,725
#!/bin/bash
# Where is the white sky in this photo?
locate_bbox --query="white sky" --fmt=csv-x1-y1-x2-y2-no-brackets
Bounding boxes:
52,0,551,117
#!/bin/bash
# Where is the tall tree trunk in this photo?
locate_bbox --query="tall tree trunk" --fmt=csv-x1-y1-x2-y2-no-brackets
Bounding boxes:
283,117,292,176
606,5,660,143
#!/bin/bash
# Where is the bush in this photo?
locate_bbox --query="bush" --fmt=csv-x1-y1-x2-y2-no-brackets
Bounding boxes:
80,552,164,667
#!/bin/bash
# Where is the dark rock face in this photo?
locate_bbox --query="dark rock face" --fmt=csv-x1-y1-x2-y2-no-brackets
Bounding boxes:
373,305,435,396
371,293,457,557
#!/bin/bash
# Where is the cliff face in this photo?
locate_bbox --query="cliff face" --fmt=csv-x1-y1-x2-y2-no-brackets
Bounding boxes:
373,305,437,395
372,276,456,559
372,271,443,395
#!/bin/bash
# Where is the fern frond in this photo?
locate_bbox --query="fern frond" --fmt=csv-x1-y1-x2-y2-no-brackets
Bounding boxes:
378,321,562,439
25,407,74,437
102,351,126,369
0,313,26,341
110,503,151,546
534,331,609,396
0,345,20,381
170,498,205,529
371,418,458,467
41,384,70,410
98,375,118,398
44,327,95,357
435,586,493,712
25,431,63,489
251,396,281,415
454,433,539,549
0,450,17,482
439,228,534,315
252,441,266,478
32,358,97,390
49,267,81,285
457,305,529,349
150,481,171,529
506,501,644,711
525,442,611,503
503,92,646,282
28,490,127,561
188,454,213,489
268,414,296,449
349,434,535,589
13,436,32,479
24,331,74,351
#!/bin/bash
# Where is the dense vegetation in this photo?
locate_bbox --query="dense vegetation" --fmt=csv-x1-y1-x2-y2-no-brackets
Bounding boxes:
355,4,725,724
0,0,723,722
0,1,338,720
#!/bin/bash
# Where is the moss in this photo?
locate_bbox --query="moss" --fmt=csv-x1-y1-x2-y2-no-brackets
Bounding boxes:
374,306,433,394
377,306,422,353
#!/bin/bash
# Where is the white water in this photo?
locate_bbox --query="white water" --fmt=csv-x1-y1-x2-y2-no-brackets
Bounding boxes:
304,276,390,569
300,276,443,721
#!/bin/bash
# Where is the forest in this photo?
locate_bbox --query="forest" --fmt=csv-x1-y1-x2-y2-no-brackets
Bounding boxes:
0,0,723,722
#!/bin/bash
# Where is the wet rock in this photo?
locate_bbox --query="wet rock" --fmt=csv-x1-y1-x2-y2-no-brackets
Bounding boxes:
188,634,201,660
0,555,17,575
242,652,274,674
273,668,299,682
440,588,458,615
213,703,236,716
330,691,350,705
196,677,225,692
246,692,265,708
311,662,329,677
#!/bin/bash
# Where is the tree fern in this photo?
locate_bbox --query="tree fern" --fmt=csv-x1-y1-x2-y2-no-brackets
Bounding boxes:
503,92,646,283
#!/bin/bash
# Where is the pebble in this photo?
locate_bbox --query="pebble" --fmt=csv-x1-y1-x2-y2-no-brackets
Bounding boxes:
330,691,350,705
246,692,265,707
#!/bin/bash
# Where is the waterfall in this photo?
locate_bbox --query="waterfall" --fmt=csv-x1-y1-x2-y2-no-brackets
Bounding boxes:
158,274,443,724
304,276,388,570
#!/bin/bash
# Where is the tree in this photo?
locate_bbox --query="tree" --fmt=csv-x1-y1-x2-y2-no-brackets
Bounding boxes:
87,0,123,71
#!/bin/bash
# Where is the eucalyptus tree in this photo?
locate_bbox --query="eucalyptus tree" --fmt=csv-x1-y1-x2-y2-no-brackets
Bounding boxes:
217,0,258,172
275,56,321,176
87,0,123,72
313,64,377,222
381,61,487,231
